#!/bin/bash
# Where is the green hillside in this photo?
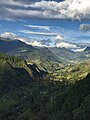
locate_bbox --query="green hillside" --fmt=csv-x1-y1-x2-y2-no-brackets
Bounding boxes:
0,53,47,94
0,65,90,120
17,47,64,71
0,53,90,120
48,60,90,82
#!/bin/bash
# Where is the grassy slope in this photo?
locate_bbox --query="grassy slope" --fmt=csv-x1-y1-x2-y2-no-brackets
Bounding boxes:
48,60,90,82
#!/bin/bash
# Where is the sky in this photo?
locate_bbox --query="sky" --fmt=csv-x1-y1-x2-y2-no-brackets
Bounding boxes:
0,0,90,47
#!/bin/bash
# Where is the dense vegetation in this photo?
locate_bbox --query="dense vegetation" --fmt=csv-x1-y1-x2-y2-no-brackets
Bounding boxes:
0,53,90,120
48,61,90,82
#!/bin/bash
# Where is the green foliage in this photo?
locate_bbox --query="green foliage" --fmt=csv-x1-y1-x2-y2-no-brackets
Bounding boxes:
49,60,90,82
0,53,46,94
0,72,90,120
0,53,90,120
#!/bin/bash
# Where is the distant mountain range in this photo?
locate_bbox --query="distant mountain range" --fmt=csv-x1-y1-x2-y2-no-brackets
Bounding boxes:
0,37,90,69
0,37,35,53
84,47,90,51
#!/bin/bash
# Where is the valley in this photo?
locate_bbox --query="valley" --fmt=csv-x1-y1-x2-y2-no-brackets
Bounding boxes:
0,37,90,120
0,0,90,119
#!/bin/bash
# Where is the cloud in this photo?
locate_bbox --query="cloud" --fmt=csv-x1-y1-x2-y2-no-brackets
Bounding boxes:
0,32,86,50
0,0,24,7
56,35,64,40
25,24,50,31
72,47,86,52
27,40,50,47
0,32,53,47
18,37,51,47
80,24,90,32
20,30,58,36
0,0,90,20
0,32,16,39
55,41,78,48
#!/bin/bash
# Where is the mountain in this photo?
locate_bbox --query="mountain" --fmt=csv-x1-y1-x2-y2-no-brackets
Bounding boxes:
18,47,63,71
84,47,90,51
0,38,35,53
0,38,64,71
0,54,90,120
49,47,90,64
0,37,90,70
0,53,47,94
0,46,90,120
49,47,77,63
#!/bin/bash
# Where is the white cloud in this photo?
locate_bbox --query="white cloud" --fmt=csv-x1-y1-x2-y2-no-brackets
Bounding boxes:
55,41,78,48
0,32,87,51
25,24,50,31
0,32,16,39
20,30,58,36
5,8,44,19
56,35,64,40
0,32,52,47
72,47,86,52
16,36,51,47
25,0,90,20
0,0,90,20
27,40,50,47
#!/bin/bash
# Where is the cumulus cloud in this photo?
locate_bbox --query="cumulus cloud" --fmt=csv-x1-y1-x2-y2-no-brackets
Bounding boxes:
80,24,90,32
55,34,78,49
0,0,90,20
0,32,16,39
25,24,50,31
20,30,58,36
55,41,78,48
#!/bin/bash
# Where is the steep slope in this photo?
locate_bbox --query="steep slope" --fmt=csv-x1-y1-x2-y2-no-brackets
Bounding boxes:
49,47,90,64
0,38,64,71
84,47,90,51
49,47,77,63
0,53,46,94
51,73,90,120
0,38,35,53
8,47,64,71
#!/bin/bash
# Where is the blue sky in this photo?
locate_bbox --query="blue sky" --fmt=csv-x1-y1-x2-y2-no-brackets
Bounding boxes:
0,19,90,43
0,0,90,47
